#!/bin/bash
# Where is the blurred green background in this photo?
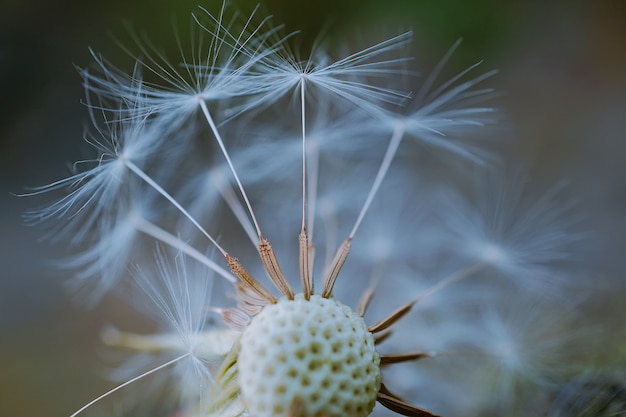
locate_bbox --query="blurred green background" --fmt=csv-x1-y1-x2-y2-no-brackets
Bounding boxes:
1,0,625,415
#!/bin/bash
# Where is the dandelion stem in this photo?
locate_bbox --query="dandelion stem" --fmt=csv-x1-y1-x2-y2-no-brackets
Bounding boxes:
300,78,307,233
321,122,406,297
70,352,191,417
369,260,489,334
123,158,227,257
321,237,352,298
306,130,320,236
198,99,263,239
198,101,289,299
212,170,259,245
298,78,313,298
349,122,406,239
415,260,488,303
130,214,236,283
321,202,339,268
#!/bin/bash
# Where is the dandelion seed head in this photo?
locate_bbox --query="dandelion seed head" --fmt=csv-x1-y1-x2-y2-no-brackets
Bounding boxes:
476,241,508,265
28,4,600,417
238,293,381,417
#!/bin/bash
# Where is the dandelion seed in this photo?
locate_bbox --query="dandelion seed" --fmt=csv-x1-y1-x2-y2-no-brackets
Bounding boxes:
74,248,240,415
23,108,155,243
249,31,413,113
367,40,499,165
81,4,289,125
435,169,584,294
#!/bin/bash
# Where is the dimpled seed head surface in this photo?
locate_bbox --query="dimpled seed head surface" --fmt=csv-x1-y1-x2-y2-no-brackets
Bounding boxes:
238,293,381,417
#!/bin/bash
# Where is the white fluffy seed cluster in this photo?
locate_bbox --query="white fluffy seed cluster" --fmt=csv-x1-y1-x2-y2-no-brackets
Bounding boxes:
238,293,381,417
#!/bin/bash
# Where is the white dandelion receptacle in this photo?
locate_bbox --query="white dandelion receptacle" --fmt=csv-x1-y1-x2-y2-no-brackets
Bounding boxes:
238,294,381,417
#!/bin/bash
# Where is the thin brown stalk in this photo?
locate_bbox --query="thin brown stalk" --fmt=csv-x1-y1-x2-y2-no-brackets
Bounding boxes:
217,308,250,331
368,300,415,334
380,352,431,365
226,254,277,304
374,329,393,345
377,384,440,417
258,236,294,299
235,283,269,315
299,230,313,299
356,287,375,317
321,238,352,298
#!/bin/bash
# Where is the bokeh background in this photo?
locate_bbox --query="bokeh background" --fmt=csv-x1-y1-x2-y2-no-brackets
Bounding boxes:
1,0,625,415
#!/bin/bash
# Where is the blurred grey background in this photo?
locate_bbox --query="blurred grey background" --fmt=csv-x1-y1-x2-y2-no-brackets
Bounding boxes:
1,0,625,415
